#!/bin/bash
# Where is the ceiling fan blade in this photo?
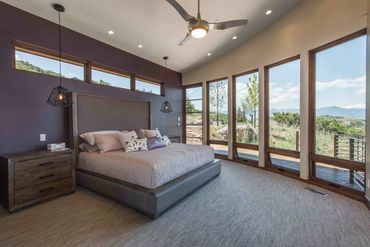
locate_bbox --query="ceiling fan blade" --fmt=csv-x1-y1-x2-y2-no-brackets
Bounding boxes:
166,0,194,21
210,20,248,30
179,33,191,46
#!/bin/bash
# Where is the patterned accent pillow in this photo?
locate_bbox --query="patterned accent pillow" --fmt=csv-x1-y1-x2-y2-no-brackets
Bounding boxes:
147,136,166,150
118,130,138,150
79,143,99,153
125,138,148,152
140,128,162,138
161,136,171,146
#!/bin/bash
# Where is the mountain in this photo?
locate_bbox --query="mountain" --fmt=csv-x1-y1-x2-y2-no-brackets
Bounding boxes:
270,106,365,119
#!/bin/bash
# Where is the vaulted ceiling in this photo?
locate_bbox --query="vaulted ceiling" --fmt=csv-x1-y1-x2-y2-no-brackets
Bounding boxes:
4,0,303,72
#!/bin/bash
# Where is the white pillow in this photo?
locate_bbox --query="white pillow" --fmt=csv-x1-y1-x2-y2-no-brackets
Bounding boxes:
94,134,123,153
125,138,148,152
141,129,162,138
117,130,138,149
161,136,171,146
80,130,120,146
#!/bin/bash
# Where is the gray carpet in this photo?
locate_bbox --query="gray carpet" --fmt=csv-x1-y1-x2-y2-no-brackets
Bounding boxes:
0,160,369,247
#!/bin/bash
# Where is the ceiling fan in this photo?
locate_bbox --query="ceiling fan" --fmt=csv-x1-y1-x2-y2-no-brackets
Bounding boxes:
166,0,248,46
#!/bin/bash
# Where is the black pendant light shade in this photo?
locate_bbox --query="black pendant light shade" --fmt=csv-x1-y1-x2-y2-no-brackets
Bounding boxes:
47,3,71,107
160,56,173,113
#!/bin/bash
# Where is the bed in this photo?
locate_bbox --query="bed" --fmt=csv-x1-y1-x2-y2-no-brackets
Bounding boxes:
69,93,221,219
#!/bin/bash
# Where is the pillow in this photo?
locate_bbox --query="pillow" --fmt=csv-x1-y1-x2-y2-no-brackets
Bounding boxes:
141,128,162,138
161,136,171,146
94,134,123,153
79,143,99,153
80,130,120,146
125,138,148,152
147,136,166,150
117,130,138,149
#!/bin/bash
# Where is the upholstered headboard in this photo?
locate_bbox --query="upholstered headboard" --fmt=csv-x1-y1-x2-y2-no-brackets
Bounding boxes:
69,93,151,150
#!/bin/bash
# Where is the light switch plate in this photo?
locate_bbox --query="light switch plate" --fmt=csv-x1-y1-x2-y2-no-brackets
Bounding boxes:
367,178,370,189
40,134,46,142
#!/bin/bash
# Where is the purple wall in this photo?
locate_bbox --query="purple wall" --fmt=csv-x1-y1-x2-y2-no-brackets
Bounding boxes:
0,2,183,155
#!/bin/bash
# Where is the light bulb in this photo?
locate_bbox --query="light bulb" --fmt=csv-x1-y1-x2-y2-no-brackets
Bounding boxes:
191,27,207,39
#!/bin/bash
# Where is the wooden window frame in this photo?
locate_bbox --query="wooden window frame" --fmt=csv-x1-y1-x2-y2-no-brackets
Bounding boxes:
134,75,163,96
206,77,229,157
264,55,301,175
183,83,203,144
13,40,88,82
308,29,366,193
232,69,259,166
91,63,132,90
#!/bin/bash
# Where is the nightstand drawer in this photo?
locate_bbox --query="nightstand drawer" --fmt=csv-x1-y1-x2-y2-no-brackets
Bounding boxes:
14,154,71,174
14,178,73,206
15,165,72,190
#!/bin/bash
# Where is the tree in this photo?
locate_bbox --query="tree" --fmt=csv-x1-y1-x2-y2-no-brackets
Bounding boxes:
209,80,227,126
186,100,199,113
241,74,259,127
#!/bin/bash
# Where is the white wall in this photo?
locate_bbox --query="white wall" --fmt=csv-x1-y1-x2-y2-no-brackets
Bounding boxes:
183,0,367,180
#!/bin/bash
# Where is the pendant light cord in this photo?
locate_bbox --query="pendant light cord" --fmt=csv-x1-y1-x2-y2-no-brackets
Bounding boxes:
165,59,168,100
58,11,62,87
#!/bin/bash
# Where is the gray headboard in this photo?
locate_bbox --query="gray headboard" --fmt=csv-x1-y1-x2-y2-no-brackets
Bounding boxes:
69,93,151,150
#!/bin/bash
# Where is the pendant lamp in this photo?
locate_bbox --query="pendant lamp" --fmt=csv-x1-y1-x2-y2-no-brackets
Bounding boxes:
160,56,173,113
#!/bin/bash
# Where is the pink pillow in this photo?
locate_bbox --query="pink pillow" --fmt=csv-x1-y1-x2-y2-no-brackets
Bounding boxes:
94,134,123,153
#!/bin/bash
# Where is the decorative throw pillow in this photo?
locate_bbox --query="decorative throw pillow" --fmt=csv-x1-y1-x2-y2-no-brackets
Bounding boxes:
94,134,123,153
80,130,120,146
125,138,148,152
79,143,100,153
161,136,171,146
141,128,162,138
117,130,138,149
147,136,166,150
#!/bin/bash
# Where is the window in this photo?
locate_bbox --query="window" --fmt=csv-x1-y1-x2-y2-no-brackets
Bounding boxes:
207,78,229,156
310,31,366,192
135,78,161,95
233,70,259,164
92,67,130,89
15,47,84,81
266,56,300,173
184,85,203,144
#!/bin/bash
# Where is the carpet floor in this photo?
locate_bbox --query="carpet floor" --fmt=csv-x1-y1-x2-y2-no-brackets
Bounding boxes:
0,160,369,247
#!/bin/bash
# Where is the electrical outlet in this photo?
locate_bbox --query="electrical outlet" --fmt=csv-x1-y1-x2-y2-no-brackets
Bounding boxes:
367,178,370,189
40,134,46,142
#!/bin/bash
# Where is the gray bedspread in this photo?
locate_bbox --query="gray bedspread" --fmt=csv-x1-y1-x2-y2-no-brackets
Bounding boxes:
78,143,215,189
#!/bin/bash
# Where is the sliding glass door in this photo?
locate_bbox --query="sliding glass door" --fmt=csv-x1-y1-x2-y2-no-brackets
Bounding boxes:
207,78,229,156
233,70,259,165
184,84,203,144
310,30,366,193
265,56,301,173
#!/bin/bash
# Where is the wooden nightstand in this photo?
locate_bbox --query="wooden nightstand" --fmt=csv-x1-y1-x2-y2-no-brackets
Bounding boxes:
168,136,181,143
0,149,75,212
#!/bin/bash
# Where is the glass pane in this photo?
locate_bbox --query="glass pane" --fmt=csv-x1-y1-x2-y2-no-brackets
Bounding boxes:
210,144,228,156
235,72,259,145
236,148,259,162
186,99,202,113
315,162,365,191
15,49,84,80
315,36,366,161
269,59,300,151
186,86,202,100
92,69,130,89
270,153,300,172
209,79,228,141
136,79,161,95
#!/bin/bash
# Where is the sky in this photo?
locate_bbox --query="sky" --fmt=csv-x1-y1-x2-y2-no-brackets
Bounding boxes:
92,69,130,89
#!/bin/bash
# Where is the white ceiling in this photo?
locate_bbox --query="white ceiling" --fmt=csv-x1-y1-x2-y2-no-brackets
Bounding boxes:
3,0,303,72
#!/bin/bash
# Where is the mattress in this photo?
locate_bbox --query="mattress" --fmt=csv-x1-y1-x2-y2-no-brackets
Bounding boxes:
78,143,215,189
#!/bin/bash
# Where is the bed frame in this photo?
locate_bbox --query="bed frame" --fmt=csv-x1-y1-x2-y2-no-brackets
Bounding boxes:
69,93,221,219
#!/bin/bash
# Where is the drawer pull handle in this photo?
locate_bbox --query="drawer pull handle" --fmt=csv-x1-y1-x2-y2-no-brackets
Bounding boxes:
40,187,55,193
39,161,54,166
39,174,55,179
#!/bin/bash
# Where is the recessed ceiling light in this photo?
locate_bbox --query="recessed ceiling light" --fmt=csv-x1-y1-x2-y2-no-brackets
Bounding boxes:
108,30,114,35
207,53,212,56
266,10,272,15
232,36,238,40
138,44,143,48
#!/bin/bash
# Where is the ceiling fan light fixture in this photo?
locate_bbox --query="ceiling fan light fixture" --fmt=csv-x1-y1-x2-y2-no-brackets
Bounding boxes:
190,26,207,39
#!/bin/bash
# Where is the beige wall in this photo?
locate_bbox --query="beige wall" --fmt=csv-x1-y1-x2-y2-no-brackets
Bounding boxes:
183,0,367,181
